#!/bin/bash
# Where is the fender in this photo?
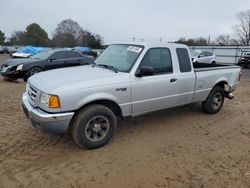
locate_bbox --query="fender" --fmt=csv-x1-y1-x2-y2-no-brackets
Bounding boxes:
76,92,121,111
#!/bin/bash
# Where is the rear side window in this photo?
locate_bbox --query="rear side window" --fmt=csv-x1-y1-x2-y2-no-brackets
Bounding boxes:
66,51,81,58
176,48,192,73
139,48,173,74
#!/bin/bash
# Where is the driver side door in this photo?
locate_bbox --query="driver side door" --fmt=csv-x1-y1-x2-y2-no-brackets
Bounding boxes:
45,51,67,70
131,48,179,116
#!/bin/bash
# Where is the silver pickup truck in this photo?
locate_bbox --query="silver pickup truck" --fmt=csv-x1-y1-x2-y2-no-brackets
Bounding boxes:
22,43,241,149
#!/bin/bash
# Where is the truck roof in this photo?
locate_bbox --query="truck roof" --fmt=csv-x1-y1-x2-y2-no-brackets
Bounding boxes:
111,42,188,49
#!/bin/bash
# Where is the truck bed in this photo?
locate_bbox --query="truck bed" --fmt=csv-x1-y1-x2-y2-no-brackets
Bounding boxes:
193,63,240,72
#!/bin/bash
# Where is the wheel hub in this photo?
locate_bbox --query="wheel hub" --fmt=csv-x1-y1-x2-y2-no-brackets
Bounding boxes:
92,123,102,133
85,116,110,142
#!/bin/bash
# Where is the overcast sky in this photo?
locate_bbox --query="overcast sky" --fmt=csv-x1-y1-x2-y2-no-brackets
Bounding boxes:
1,0,250,44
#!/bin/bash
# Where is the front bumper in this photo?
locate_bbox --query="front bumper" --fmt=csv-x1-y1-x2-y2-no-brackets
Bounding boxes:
22,93,74,134
1,68,25,79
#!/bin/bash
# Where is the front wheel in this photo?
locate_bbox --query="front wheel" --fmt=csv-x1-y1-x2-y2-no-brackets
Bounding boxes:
71,104,117,149
202,86,225,114
24,67,43,81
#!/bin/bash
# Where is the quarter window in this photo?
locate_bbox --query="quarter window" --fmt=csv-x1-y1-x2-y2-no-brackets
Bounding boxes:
139,48,173,74
176,48,192,73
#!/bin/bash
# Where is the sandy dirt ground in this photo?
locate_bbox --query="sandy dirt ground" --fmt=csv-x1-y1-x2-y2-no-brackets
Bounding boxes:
0,54,250,188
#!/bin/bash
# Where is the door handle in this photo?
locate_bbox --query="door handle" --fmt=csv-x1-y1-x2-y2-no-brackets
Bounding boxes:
170,78,178,83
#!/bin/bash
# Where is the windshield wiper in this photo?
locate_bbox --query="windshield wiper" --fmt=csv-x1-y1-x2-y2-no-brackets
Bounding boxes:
92,63,119,73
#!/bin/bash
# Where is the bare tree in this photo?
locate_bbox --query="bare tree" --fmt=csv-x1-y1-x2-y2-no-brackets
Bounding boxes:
10,31,26,45
52,19,84,47
233,10,250,46
215,35,228,46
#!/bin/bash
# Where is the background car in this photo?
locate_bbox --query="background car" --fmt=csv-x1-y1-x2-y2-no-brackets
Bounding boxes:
237,51,250,68
4,46,18,54
72,47,98,58
0,46,5,54
0,50,94,81
191,50,216,64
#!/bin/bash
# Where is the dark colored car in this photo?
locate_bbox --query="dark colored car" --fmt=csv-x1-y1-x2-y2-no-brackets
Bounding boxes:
237,51,250,68
0,46,5,54
0,50,94,81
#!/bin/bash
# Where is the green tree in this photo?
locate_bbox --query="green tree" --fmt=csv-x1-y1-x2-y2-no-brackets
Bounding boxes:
25,23,49,46
0,30,6,45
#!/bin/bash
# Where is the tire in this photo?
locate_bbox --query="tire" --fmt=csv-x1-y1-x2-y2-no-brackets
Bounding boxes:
202,86,225,114
24,67,43,81
71,104,117,149
211,61,216,64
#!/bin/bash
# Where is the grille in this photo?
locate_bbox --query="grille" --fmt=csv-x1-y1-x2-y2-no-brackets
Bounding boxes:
28,85,38,103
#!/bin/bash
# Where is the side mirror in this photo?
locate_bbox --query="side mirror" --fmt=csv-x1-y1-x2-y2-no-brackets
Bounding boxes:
136,66,154,77
198,55,201,58
50,58,56,62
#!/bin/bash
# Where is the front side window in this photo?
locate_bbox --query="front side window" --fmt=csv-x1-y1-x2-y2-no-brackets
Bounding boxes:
199,52,206,57
51,51,65,60
139,48,173,74
95,44,143,72
205,52,213,56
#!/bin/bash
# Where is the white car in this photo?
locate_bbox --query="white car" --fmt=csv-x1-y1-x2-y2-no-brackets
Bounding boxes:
191,50,216,64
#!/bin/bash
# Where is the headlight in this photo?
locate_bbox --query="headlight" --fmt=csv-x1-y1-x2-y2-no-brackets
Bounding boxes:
40,92,60,108
16,64,23,71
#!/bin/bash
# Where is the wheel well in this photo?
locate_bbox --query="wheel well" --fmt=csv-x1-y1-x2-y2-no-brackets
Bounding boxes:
77,100,123,118
215,81,228,89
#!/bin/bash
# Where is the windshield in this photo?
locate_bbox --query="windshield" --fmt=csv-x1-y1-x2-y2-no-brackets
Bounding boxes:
31,51,54,60
190,51,200,57
95,44,144,72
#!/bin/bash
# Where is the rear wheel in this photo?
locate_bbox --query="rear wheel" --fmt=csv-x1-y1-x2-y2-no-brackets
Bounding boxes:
71,104,117,149
24,67,43,81
211,61,216,64
202,86,224,114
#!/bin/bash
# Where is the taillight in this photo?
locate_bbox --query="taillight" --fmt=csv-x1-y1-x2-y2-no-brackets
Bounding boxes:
238,70,242,82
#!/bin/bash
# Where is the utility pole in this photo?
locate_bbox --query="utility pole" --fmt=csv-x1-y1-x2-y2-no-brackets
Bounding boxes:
208,36,211,46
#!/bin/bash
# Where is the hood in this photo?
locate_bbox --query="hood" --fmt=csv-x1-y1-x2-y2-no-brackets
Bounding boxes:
28,65,130,94
4,58,40,66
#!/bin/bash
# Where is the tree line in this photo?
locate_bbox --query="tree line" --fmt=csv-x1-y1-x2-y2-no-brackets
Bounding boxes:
177,10,250,46
0,19,103,49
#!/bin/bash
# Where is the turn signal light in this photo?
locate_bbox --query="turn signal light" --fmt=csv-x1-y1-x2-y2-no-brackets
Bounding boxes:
49,96,60,108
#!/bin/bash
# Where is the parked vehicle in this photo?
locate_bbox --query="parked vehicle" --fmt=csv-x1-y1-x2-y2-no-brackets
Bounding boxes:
1,50,94,81
191,50,216,64
237,51,250,68
73,47,98,58
4,46,18,54
22,43,241,149
11,46,49,58
0,46,5,54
